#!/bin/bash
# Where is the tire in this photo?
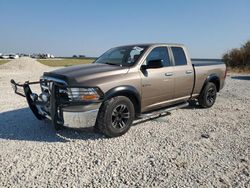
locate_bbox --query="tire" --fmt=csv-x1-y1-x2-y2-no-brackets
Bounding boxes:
96,96,135,137
198,82,217,108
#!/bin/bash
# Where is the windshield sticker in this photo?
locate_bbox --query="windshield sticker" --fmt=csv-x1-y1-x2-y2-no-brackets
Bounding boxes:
133,46,144,52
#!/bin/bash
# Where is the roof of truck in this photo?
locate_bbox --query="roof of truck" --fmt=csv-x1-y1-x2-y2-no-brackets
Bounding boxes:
116,43,185,48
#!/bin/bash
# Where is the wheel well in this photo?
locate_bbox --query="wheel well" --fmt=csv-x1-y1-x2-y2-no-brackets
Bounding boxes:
200,76,220,94
104,91,141,116
209,77,220,92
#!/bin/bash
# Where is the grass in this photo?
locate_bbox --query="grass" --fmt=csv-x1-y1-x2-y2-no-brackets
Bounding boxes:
227,67,250,74
38,58,95,67
0,60,9,65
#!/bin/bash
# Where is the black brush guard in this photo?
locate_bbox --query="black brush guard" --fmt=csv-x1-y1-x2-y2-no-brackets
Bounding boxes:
10,79,64,129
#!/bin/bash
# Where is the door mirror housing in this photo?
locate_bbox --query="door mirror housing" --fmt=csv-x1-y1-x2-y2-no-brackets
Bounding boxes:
141,59,163,70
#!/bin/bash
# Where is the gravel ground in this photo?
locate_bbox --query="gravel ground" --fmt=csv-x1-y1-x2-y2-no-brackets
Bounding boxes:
0,58,249,187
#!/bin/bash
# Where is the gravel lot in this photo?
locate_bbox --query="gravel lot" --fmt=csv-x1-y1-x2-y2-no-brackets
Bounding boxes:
0,58,249,187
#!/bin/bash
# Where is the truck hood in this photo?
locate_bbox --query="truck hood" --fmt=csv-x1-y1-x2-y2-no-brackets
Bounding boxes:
43,63,129,85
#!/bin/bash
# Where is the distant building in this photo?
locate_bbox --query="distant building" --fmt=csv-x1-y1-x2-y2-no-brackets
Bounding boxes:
31,53,55,59
9,54,19,59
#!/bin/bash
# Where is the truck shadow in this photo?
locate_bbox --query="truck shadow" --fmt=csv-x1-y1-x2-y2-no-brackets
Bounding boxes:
183,100,203,109
133,113,170,126
0,105,198,142
231,76,250,81
0,108,104,142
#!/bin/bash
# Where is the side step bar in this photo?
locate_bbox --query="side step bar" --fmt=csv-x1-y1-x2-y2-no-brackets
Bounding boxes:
137,102,189,120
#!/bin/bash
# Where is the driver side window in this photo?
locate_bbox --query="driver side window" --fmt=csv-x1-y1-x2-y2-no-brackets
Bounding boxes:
146,47,170,67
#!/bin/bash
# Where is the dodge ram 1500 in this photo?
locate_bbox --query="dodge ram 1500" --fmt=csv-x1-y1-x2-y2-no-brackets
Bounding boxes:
11,44,226,137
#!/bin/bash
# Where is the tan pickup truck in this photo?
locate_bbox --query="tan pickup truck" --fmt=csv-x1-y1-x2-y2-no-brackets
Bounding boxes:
11,43,226,137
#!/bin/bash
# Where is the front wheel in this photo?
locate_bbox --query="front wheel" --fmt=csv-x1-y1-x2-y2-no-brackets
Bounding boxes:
198,82,217,108
96,96,135,137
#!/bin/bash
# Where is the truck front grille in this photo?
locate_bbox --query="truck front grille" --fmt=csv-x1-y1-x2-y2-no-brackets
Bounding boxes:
40,76,70,104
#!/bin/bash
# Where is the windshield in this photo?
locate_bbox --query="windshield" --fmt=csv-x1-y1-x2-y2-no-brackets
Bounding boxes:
94,45,147,67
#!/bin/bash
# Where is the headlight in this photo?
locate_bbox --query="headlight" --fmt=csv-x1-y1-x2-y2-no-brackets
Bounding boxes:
67,87,102,101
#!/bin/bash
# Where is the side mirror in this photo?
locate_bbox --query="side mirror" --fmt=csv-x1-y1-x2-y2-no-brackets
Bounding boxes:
141,59,163,70
140,64,147,70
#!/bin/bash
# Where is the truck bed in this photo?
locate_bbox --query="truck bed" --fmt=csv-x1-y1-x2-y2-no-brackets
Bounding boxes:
191,59,226,97
191,58,224,66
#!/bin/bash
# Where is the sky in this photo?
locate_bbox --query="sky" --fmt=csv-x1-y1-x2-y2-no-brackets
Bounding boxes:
0,0,249,58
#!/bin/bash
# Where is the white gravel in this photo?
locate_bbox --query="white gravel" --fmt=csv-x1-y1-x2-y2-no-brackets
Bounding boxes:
0,58,249,187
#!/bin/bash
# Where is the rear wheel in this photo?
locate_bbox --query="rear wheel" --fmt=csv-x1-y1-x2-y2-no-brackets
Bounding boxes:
97,96,135,137
198,82,217,108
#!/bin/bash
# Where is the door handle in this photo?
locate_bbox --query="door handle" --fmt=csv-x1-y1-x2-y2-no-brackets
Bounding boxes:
165,72,173,76
185,70,193,74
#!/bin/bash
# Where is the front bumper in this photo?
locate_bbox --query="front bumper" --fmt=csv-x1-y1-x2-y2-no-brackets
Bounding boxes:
62,103,101,128
63,108,99,128
10,79,101,129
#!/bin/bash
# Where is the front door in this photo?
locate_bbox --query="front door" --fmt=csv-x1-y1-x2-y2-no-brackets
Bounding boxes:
140,47,174,112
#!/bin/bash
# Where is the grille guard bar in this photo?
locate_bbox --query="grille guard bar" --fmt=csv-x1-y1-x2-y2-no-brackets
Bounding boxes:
10,79,103,130
10,79,51,97
10,79,48,120
10,79,63,128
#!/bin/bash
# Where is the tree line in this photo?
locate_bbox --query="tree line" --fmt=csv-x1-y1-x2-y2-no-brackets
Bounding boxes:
223,40,250,68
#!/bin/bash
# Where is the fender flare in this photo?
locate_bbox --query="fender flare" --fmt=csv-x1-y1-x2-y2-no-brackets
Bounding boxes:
103,85,141,114
201,74,220,92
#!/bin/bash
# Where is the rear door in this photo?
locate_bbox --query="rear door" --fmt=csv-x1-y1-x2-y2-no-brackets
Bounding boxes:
171,47,194,99
140,47,174,111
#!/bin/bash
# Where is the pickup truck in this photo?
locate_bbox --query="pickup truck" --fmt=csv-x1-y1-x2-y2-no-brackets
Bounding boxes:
11,44,226,137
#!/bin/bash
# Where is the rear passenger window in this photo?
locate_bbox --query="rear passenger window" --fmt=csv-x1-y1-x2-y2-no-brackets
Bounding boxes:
146,47,170,67
171,47,187,66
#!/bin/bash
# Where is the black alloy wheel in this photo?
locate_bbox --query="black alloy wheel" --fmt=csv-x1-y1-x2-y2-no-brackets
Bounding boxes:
96,96,135,137
199,82,217,108
111,104,130,129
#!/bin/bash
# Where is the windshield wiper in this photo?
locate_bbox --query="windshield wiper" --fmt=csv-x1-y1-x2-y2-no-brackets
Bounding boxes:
103,62,120,66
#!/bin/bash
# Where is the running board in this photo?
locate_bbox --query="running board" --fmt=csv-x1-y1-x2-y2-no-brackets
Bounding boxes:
137,102,189,119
